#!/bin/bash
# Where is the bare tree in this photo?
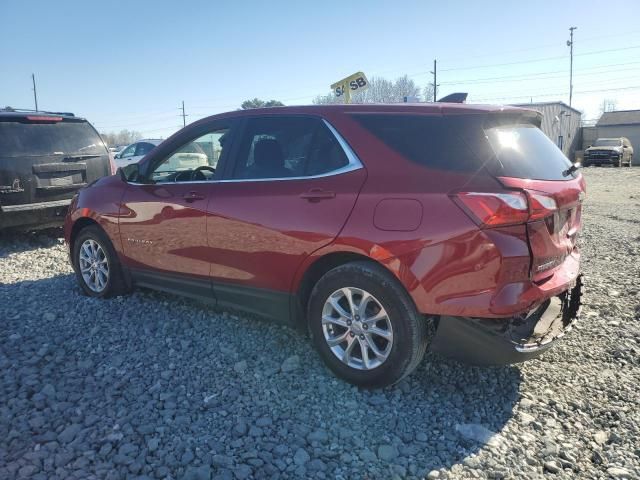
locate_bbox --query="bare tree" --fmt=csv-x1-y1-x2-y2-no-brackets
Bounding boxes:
599,98,617,115
314,75,425,104
100,129,142,147
423,84,434,102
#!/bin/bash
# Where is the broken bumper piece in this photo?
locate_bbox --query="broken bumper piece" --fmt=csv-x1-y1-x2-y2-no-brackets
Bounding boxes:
430,275,583,365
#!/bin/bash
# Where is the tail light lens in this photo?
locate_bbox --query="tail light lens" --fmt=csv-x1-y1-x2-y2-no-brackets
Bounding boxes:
454,191,557,227
528,192,557,221
455,192,529,226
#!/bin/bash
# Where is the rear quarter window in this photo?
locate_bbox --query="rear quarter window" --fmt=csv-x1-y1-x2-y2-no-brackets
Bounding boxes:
485,125,573,181
352,114,483,172
0,120,107,157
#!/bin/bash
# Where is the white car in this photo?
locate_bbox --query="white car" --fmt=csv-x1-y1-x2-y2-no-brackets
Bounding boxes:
114,139,162,168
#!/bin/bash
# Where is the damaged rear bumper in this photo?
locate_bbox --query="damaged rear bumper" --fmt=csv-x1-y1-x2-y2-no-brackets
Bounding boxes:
430,275,583,365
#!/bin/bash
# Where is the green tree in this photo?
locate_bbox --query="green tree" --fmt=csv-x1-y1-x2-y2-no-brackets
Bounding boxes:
241,98,285,109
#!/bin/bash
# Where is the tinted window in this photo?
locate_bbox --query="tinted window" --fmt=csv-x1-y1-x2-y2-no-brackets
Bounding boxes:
0,120,107,157
135,142,156,156
486,125,573,180
353,115,481,172
232,116,348,179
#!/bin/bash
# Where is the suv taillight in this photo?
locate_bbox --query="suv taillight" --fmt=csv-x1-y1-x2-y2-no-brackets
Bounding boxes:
454,191,556,227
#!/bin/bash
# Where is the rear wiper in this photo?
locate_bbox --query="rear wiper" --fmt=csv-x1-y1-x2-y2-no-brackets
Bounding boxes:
63,154,101,161
562,162,581,177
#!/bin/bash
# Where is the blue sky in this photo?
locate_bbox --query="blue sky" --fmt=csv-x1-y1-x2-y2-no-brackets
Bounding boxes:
2,0,640,139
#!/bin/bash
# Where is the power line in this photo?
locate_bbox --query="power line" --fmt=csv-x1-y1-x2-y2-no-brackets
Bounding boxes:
439,61,640,85
438,44,640,73
472,85,640,103
367,29,640,78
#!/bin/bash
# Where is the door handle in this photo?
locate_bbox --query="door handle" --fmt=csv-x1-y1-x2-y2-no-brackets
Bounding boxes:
300,189,336,202
183,191,205,202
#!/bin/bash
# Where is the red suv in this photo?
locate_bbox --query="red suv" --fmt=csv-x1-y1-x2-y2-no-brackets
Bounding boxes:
64,104,584,387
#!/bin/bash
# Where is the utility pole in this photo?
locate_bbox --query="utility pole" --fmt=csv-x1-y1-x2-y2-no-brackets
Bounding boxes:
430,59,438,102
180,101,188,127
32,73,39,111
567,27,577,107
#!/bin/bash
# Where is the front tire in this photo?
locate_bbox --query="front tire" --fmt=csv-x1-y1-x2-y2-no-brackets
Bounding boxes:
308,261,430,388
73,225,128,298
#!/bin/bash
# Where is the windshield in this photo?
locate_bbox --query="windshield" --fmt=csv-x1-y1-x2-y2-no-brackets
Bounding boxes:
485,124,574,181
0,120,107,157
594,139,621,147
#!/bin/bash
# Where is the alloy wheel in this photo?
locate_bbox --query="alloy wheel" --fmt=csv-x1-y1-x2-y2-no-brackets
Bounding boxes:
78,239,109,293
321,287,394,370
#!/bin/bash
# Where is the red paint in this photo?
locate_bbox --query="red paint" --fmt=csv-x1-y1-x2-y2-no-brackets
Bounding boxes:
65,104,585,322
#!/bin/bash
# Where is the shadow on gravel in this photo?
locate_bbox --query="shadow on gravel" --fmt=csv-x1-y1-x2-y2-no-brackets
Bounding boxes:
1,274,522,479
0,227,63,258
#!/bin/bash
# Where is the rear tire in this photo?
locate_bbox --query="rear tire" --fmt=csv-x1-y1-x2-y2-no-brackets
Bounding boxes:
308,261,430,388
73,225,128,298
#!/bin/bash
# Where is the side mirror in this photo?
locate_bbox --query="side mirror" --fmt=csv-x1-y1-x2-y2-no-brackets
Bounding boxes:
586,145,592,148
120,162,141,183
114,153,121,159
623,145,628,148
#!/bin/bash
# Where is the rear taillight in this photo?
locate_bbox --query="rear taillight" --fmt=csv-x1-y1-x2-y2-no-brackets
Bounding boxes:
454,191,557,227
527,192,557,221
454,192,529,226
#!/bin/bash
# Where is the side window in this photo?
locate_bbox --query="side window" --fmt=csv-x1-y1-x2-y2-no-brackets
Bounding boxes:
135,142,155,157
150,128,229,183
232,116,349,180
306,122,349,176
120,144,137,158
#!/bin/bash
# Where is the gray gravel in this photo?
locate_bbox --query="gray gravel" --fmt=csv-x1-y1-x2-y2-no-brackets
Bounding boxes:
1,167,639,479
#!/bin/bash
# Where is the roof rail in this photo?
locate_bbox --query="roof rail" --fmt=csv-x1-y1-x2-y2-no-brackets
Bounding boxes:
1,107,75,116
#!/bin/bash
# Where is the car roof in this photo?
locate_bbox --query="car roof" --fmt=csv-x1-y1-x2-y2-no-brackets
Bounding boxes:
190,103,539,125
136,139,162,145
233,102,531,115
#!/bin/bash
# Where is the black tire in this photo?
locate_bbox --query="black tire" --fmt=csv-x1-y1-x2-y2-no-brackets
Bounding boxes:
307,261,430,388
72,225,129,298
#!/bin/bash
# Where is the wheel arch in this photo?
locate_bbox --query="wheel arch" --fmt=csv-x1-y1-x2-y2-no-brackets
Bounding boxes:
69,217,101,260
293,249,417,331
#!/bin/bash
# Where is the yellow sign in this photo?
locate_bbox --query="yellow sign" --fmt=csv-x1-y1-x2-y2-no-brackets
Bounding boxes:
331,71,369,103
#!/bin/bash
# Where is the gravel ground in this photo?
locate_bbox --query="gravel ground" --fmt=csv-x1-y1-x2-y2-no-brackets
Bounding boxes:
1,167,639,480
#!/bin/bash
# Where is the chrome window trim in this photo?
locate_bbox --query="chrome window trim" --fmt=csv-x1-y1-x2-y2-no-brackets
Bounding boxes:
128,119,363,185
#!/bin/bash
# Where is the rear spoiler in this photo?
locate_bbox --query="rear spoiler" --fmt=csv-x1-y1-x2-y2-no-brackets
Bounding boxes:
437,93,468,103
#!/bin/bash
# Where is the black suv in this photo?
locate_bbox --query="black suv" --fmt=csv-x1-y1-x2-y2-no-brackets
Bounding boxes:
0,110,113,230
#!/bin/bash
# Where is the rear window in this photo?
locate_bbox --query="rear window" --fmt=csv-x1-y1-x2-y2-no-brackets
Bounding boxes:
486,125,573,180
0,120,107,157
353,115,481,172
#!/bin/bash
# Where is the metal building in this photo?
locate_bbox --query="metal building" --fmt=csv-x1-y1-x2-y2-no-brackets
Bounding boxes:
512,101,582,159
595,110,640,165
